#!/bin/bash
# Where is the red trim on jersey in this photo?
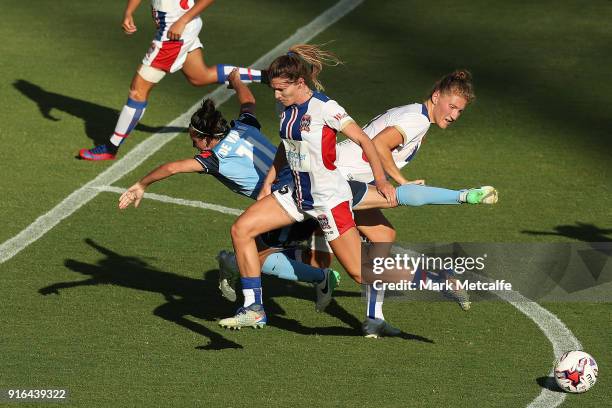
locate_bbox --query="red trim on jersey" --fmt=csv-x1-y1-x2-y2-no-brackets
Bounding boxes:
321,125,337,170
361,150,369,163
114,131,128,138
198,150,213,159
330,200,355,236
247,68,253,81
180,0,190,10
151,40,183,72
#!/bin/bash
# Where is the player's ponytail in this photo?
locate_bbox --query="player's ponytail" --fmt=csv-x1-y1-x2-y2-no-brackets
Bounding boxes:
430,69,475,103
268,44,342,91
190,99,229,139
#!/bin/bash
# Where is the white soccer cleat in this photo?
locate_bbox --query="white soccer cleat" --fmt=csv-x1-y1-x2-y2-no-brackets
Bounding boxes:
216,250,239,302
218,304,267,330
315,268,341,312
362,318,401,339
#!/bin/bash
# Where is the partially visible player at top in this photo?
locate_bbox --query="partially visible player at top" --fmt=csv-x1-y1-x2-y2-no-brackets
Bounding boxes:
79,0,266,161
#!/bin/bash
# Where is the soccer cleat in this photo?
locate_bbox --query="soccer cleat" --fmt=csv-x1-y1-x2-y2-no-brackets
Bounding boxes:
216,250,239,302
362,318,401,339
218,304,267,330
443,281,471,311
466,186,498,204
315,268,341,312
79,144,117,161
441,271,471,311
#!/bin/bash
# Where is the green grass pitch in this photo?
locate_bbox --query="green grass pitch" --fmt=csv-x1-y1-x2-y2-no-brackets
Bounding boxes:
0,0,610,407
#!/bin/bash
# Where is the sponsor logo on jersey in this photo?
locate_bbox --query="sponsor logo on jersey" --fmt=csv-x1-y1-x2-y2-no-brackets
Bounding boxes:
299,114,311,132
333,112,348,122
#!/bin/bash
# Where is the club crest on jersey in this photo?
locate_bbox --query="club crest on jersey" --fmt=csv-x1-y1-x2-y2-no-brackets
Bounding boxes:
317,214,331,230
299,114,311,132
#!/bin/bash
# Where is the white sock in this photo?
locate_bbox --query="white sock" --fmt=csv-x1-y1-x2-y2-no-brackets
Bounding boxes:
366,284,385,320
109,98,147,147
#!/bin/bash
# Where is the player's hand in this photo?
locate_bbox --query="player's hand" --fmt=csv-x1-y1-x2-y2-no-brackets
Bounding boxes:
119,183,145,209
167,19,187,40
375,179,397,206
404,179,425,185
257,184,272,200
227,68,240,89
122,15,137,34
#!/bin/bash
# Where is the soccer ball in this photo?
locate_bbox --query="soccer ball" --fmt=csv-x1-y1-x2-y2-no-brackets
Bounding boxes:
554,351,599,393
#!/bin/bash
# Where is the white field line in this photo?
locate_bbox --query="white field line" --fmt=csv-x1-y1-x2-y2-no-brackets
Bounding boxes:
95,185,243,216
0,0,365,265
393,247,580,408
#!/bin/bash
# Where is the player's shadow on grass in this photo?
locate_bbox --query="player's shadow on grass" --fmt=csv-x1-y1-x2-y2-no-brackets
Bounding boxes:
522,222,612,243
39,239,433,344
39,238,241,350
13,80,186,146
536,376,563,393
263,281,434,343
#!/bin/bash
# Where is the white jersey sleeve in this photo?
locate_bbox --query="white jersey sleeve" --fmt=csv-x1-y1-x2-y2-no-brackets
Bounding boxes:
393,113,430,146
322,99,354,131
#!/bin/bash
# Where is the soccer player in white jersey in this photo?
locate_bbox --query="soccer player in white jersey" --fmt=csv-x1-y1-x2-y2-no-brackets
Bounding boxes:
335,70,497,205
219,45,403,336
79,0,266,161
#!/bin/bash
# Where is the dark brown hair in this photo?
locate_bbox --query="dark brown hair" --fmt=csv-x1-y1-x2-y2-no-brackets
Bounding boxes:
190,99,229,138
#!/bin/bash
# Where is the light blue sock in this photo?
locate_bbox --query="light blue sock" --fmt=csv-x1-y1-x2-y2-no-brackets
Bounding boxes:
396,184,461,206
261,252,325,283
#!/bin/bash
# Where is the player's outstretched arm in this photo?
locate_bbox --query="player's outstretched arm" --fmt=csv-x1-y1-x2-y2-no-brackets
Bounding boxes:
122,0,143,35
119,159,203,209
342,122,397,206
228,68,256,115
257,143,287,200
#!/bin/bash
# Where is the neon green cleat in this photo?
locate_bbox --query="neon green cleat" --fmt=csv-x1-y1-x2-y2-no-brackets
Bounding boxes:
315,268,341,312
466,186,498,204
218,304,267,330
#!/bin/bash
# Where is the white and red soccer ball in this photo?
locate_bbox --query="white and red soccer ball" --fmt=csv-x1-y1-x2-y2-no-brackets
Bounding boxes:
554,350,599,393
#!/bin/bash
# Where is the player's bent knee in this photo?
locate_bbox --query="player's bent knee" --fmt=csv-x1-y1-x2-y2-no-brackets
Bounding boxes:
138,65,166,84
230,220,257,242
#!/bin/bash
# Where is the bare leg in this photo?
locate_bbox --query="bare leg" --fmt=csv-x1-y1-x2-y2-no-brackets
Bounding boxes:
230,194,295,278
353,186,395,211
181,48,219,86
327,227,364,283
129,68,157,101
